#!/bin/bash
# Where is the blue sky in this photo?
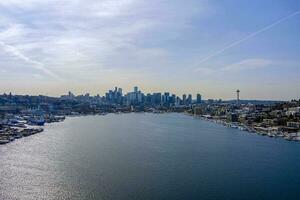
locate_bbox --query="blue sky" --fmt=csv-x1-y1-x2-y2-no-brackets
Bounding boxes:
0,0,299,100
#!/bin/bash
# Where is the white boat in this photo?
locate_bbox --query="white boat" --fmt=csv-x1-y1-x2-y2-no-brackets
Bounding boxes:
231,125,238,129
238,126,247,131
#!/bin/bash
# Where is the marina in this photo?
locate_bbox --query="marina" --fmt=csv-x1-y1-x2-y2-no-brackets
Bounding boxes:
195,115,300,141
0,115,65,145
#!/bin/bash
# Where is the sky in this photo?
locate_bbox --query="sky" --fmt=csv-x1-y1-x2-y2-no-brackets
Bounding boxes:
0,0,299,100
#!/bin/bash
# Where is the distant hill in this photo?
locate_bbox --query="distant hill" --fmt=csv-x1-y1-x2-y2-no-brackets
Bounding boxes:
225,100,284,105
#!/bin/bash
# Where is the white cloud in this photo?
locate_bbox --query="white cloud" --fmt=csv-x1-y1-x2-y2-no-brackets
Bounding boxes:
0,0,211,82
0,24,26,40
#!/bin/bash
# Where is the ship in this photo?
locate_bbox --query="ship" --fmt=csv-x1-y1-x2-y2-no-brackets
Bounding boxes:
28,117,46,126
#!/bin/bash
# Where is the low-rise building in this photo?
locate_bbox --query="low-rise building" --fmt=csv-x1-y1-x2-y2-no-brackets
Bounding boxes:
287,122,300,129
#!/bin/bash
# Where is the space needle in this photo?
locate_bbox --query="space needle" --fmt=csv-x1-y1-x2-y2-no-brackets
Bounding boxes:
236,89,240,105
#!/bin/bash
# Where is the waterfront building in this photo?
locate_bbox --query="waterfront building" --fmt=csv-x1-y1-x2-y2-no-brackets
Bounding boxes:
171,94,176,104
161,94,166,104
161,92,170,106
197,94,202,104
153,93,162,105
194,107,204,115
183,94,187,105
118,88,122,96
175,97,181,106
207,99,214,104
125,87,144,105
287,122,300,129
187,94,192,105
137,92,143,104
227,113,239,122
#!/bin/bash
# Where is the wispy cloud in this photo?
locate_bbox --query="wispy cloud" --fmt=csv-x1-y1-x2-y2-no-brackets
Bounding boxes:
193,9,300,71
0,0,299,99
222,59,273,71
0,41,61,79
196,58,273,75
0,0,211,81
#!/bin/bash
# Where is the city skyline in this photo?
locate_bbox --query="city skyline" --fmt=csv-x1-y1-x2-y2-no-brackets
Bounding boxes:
0,0,300,100
0,86,295,101
4,86,203,102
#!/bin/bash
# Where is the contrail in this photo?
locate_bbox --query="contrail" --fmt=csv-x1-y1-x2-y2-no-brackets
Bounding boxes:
0,41,62,80
193,9,300,70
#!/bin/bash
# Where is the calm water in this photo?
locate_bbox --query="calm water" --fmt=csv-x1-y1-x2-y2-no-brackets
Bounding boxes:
1,113,300,200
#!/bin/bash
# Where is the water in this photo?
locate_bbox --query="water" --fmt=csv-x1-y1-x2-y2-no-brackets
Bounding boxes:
1,113,300,200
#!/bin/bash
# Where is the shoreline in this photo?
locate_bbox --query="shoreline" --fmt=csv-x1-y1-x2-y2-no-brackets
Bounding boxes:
0,116,65,145
1,111,299,146
0,112,165,145
190,114,300,142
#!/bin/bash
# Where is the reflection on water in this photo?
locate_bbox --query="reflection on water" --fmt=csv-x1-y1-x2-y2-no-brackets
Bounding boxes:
1,113,300,200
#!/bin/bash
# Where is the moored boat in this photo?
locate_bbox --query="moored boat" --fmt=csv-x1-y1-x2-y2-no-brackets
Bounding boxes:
0,139,10,145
